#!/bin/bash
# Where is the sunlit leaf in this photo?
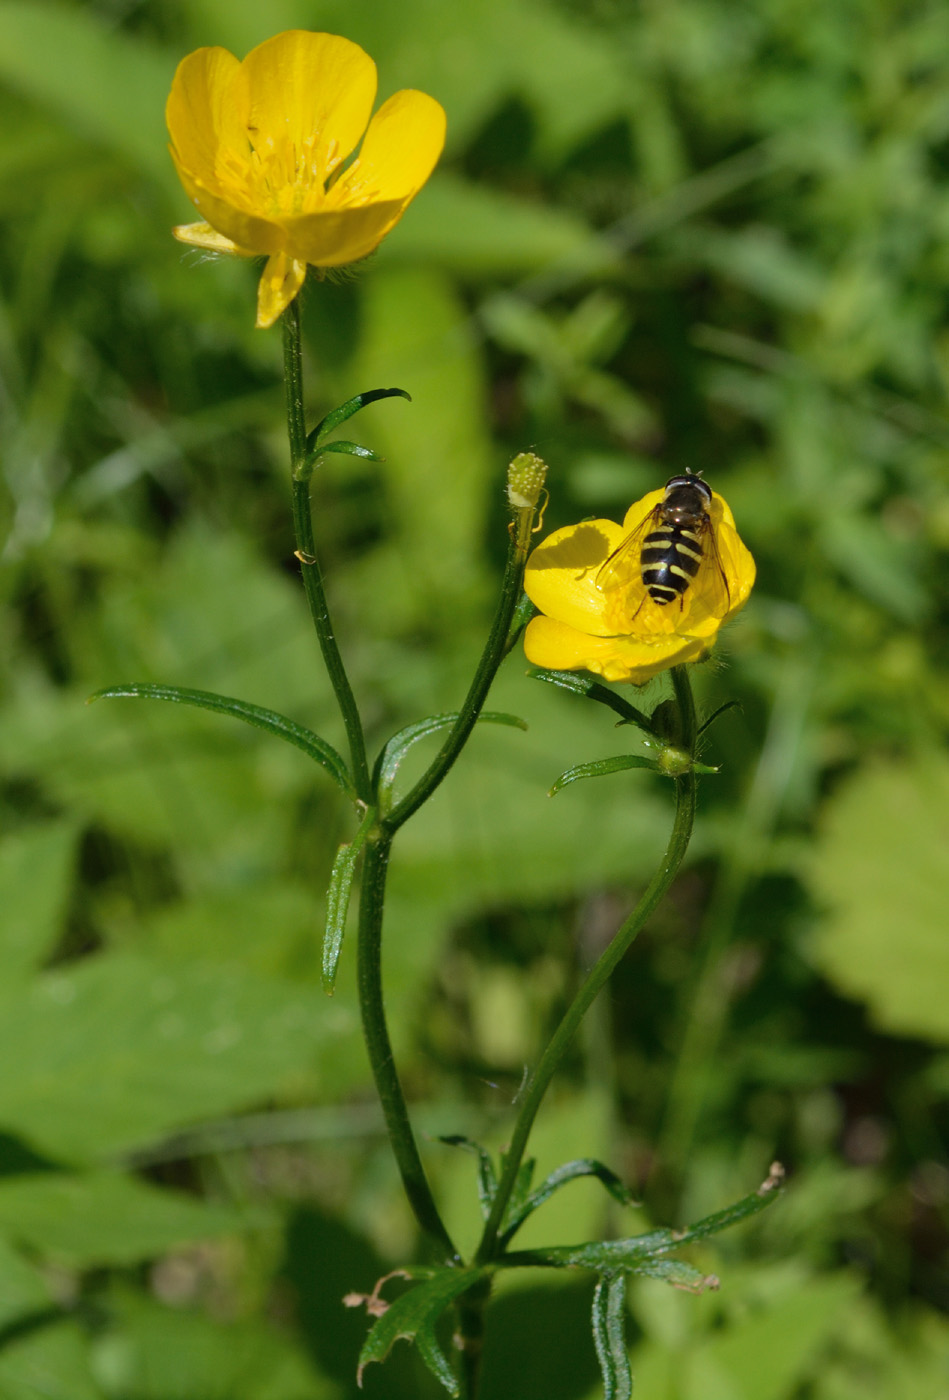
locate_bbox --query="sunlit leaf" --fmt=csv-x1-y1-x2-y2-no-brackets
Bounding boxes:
90,683,354,797
549,755,658,796
374,711,526,811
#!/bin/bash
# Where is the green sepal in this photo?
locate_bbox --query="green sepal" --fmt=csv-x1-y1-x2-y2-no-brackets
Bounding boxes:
499,1163,784,1272
592,1273,632,1400
528,668,657,736
356,1266,488,1397
698,699,742,736
499,1158,638,1247
88,684,355,796
312,439,383,462
374,711,527,813
549,754,659,796
308,386,411,449
438,1136,498,1220
322,806,377,994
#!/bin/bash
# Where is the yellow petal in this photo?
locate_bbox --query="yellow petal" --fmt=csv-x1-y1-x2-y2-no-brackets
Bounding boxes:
524,617,708,685
169,151,287,255
524,518,629,637
329,89,447,206
242,31,377,181
256,252,307,329
171,221,251,255
166,46,248,195
280,199,412,266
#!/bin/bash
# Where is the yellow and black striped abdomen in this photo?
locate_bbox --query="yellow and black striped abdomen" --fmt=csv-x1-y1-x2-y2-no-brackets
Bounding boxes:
640,523,704,605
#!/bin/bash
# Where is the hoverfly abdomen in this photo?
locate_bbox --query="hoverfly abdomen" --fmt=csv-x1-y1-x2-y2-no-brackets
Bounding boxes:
641,474,713,606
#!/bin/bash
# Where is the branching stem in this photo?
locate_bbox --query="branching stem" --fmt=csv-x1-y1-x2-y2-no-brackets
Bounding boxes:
474,666,698,1264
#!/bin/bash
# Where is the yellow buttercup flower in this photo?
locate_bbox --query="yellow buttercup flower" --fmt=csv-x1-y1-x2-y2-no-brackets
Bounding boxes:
166,30,446,328
524,480,755,684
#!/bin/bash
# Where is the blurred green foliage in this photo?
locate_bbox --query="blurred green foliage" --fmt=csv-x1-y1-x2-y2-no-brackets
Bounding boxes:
0,0,947,1395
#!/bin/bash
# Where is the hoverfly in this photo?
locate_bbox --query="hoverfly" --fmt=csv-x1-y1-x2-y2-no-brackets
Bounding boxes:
596,471,731,615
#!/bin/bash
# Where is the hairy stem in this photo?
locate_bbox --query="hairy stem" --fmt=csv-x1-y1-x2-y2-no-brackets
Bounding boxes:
357,829,458,1259
282,300,371,801
474,666,698,1264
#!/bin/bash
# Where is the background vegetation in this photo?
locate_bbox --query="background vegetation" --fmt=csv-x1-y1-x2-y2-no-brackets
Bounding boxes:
0,0,947,1395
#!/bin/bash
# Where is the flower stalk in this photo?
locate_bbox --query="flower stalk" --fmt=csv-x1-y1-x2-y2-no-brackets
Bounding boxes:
474,665,698,1265
283,301,371,801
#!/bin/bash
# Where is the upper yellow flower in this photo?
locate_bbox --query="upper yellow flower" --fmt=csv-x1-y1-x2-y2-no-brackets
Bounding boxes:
523,481,755,684
166,30,446,328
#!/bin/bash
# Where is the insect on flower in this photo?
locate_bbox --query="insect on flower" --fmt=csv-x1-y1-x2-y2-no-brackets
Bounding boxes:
522,474,755,685
596,470,730,615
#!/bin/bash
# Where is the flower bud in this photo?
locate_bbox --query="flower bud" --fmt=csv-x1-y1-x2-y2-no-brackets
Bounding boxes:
507,453,548,512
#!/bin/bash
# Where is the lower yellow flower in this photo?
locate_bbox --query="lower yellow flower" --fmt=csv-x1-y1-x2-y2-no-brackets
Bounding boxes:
166,30,446,328
524,477,755,684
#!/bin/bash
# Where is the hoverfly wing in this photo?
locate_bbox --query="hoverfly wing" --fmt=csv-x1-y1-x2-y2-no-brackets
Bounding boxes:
691,517,732,616
594,506,659,595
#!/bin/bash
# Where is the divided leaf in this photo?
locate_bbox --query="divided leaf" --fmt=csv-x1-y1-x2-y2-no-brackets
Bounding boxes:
500,1157,638,1246
501,1164,784,1272
356,1267,488,1397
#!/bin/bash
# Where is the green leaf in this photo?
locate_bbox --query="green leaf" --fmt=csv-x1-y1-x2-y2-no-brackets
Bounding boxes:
89,684,354,797
374,711,527,812
322,806,377,994
502,1165,784,1270
501,1159,638,1246
809,758,949,1043
356,1267,488,1396
308,387,411,449
439,1137,498,1220
312,439,383,462
549,755,659,796
592,1274,632,1400
0,951,360,1161
0,822,77,977
697,699,742,736
0,1172,250,1267
528,669,656,734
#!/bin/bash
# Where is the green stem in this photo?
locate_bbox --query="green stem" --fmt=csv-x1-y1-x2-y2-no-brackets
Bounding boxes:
474,666,698,1265
384,506,536,833
282,301,371,801
357,828,458,1259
